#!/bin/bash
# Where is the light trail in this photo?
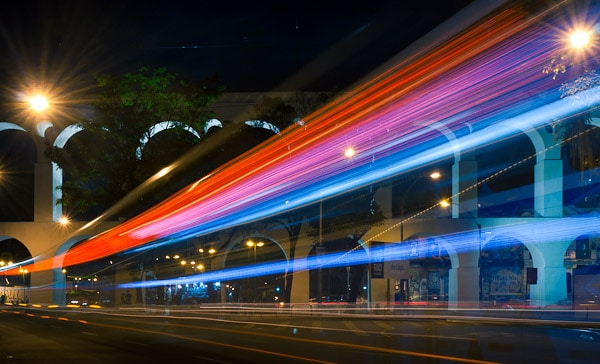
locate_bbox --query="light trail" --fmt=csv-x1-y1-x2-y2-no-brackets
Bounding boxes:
13,2,600,276
121,215,600,290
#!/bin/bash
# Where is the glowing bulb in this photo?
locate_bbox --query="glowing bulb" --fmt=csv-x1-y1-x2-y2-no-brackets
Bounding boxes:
570,30,591,49
344,147,356,158
28,95,49,112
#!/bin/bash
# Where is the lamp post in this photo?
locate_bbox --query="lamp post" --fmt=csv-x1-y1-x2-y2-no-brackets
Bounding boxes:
440,199,482,303
18,267,28,303
198,247,218,302
400,171,441,242
246,240,264,302
440,199,481,247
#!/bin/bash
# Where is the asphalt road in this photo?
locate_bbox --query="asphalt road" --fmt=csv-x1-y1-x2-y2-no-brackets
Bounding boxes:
1,305,599,363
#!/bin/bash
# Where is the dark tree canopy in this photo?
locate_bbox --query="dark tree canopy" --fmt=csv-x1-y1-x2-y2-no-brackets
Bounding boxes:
46,67,224,220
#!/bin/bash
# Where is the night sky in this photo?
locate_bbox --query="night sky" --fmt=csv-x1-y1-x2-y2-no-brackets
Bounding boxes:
0,0,471,116
0,1,471,221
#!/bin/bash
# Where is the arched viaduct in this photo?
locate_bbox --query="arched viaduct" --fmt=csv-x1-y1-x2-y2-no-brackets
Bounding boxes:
0,93,599,309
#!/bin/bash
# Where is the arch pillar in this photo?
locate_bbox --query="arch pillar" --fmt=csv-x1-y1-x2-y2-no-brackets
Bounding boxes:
529,265,567,307
534,159,563,217
34,161,55,222
448,250,480,309
528,240,570,307
52,268,67,306
30,269,55,304
448,267,480,309
452,157,478,218
290,262,310,305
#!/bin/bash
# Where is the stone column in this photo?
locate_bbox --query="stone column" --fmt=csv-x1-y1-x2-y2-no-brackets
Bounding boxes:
452,158,478,218
29,269,55,304
290,260,310,307
448,266,480,309
528,239,569,307
534,159,563,217
51,268,67,306
34,162,54,222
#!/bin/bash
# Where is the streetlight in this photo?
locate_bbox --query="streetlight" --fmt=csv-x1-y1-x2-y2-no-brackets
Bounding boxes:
440,199,483,303
58,216,70,226
246,240,264,258
18,267,28,303
28,95,49,113
439,199,481,241
400,171,441,241
246,240,264,302
569,29,592,50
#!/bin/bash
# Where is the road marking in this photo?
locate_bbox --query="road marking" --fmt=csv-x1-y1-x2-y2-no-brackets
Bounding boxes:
344,321,368,336
374,321,395,331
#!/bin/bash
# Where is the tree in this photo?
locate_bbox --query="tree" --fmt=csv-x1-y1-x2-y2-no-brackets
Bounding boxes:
250,95,298,132
46,67,224,220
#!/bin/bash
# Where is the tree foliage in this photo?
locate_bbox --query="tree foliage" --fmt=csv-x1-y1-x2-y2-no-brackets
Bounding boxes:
46,67,223,219
250,95,297,132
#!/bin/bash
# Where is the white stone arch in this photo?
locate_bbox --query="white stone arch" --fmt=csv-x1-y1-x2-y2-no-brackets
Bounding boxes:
480,230,537,263
219,233,290,270
49,120,208,220
415,120,462,162
0,235,34,303
479,232,533,300
589,116,600,128
403,231,458,268
0,235,34,264
416,120,468,216
564,232,600,265
245,120,280,134
136,120,202,160
50,124,86,221
0,122,27,133
204,118,223,134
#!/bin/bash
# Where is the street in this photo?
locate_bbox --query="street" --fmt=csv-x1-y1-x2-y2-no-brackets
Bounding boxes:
1,305,599,363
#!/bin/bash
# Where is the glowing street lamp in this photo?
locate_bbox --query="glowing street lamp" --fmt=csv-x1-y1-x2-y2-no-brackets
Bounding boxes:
58,216,70,226
400,171,441,241
18,267,29,303
246,240,265,262
344,147,356,158
441,199,483,301
246,240,264,302
28,94,49,113
570,29,592,49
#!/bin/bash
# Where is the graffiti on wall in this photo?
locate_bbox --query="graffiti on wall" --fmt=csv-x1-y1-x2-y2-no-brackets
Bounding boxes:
490,267,522,295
